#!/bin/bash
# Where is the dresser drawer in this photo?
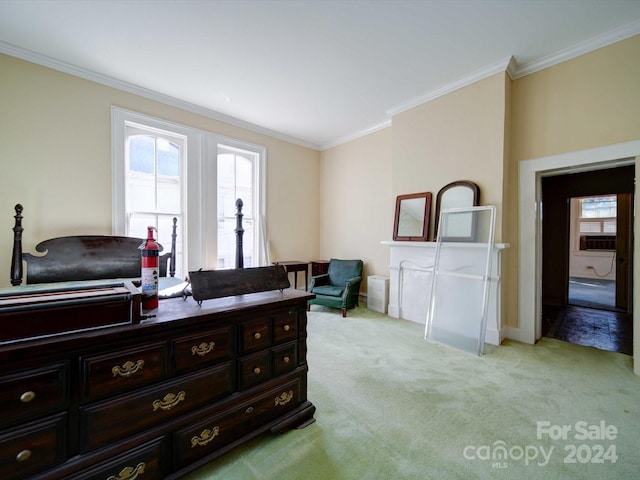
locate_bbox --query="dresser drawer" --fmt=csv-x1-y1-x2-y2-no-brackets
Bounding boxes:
173,406,247,469
272,342,298,376
173,327,232,373
272,309,298,344
239,317,271,353
0,413,66,480
0,363,68,428
242,378,302,432
238,351,272,390
173,377,302,468
80,363,233,452
61,437,166,480
81,343,166,402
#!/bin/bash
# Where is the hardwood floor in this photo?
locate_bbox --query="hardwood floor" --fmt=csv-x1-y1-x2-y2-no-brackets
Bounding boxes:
542,304,633,356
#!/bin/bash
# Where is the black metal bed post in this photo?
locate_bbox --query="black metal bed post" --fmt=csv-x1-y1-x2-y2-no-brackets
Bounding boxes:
10,204,24,286
235,198,244,268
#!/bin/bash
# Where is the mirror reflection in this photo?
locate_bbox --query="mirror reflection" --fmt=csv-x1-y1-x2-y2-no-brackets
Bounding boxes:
393,192,432,241
398,197,426,237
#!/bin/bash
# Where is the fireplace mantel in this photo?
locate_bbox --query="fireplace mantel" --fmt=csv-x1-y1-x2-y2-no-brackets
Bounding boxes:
381,241,509,346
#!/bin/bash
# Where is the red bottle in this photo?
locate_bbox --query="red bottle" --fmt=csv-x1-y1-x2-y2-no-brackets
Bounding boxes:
140,226,159,310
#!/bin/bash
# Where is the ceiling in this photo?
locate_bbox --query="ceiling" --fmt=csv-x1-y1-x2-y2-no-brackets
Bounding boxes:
1,1,640,150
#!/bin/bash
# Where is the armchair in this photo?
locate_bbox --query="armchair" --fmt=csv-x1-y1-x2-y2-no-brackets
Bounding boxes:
307,258,363,317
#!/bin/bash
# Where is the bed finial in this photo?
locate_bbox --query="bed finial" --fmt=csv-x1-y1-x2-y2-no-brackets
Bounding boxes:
169,217,177,278
11,204,24,286
235,198,244,269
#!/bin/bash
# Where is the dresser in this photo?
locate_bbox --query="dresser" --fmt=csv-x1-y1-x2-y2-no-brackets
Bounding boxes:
0,287,315,479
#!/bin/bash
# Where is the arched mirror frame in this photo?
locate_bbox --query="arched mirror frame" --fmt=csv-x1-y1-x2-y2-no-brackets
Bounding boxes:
393,192,432,241
433,181,480,241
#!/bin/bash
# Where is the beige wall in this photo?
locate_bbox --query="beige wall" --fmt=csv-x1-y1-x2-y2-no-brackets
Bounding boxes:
320,34,640,334
2,33,639,332
319,128,393,291
506,34,640,330
0,54,321,288
391,72,508,243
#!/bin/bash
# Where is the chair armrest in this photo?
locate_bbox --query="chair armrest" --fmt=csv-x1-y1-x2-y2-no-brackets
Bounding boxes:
341,276,363,300
310,274,330,290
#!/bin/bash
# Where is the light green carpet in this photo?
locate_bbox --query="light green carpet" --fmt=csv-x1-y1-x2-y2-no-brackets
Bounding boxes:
185,305,640,479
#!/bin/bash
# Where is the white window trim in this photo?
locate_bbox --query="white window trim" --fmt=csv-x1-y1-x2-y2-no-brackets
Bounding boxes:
202,133,267,268
111,106,267,273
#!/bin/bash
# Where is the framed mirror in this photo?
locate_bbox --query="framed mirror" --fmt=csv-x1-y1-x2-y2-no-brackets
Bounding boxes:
393,192,432,241
433,181,480,241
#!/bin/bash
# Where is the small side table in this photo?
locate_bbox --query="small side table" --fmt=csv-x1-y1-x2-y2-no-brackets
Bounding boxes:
274,261,309,290
311,260,329,276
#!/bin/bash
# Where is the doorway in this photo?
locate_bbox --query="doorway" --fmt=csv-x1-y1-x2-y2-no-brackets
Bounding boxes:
540,167,634,355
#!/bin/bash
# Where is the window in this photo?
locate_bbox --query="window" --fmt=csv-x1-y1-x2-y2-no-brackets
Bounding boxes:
217,145,259,268
112,108,267,276
579,195,616,235
124,124,185,277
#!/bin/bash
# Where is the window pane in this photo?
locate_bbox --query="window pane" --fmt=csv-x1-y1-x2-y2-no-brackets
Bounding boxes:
580,221,603,233
603,219,616,233
128,174,156,212
217,153,235,186
580,196,616,218
236,156,253,189
217,218,237,268
157,138,180,177
129,213,157,239
129,135,155,173
157,179,181,213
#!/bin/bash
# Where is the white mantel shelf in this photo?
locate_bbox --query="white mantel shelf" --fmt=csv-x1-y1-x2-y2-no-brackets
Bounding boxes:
380,241,509,346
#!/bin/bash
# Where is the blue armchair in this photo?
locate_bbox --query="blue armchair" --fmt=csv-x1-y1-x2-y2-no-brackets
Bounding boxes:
307,259,363,317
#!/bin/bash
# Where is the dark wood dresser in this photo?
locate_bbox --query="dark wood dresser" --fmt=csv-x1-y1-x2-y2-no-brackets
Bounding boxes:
0,288,315,479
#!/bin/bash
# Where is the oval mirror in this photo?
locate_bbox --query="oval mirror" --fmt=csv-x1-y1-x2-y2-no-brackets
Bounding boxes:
433,181,480,241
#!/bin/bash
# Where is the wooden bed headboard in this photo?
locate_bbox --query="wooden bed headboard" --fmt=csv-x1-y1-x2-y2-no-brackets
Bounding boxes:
10,204,177,286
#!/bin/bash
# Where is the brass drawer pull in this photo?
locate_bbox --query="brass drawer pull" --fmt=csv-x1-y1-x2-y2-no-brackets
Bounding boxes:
20,391,36,403
283,324,290,331
275,390,294,406
283,356,290,363
245,406,254,414
191,426,220,447
253,332,261,340
112,360,145,378
16,449,31,462
153,391,186,411
107,462,146,480
253,367,261,374
191,341,215,356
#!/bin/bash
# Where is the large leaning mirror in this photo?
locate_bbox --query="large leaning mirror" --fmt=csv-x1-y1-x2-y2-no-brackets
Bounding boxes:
433,181,480,241
393,192,432,241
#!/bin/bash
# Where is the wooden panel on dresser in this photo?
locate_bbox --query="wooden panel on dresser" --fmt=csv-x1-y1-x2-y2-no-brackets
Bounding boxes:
0,286,315,479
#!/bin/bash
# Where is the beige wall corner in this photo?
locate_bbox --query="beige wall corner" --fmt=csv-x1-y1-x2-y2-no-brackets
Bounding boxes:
0,54,321,288
319,128,393,292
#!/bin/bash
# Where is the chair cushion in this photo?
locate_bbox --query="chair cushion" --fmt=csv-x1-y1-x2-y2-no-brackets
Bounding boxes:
313,285,344,297
327,259,363,286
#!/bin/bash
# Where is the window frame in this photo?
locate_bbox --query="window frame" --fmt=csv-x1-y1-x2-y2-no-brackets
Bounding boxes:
111,107,267,275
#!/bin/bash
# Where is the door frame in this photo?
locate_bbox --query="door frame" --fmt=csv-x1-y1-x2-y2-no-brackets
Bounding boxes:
516,139,640,374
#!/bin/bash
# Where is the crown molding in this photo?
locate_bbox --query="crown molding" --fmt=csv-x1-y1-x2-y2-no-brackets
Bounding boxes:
320,120,392,151
385,56,514,118
511,19,640,79
0,41,322,151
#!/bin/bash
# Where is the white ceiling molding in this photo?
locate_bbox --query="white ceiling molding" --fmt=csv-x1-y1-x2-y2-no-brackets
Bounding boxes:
0,41,322,151
321,120,392,151
385,56,515,118
511,19,640,79
2,13,640,153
